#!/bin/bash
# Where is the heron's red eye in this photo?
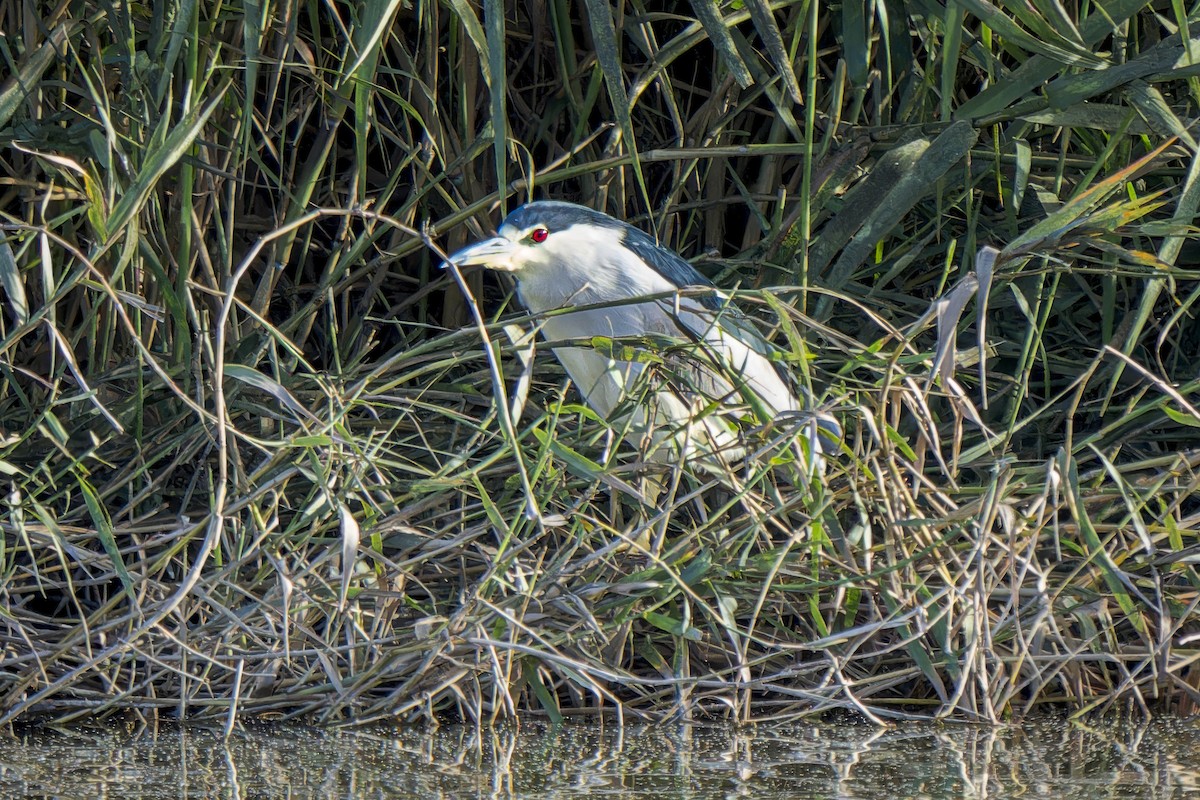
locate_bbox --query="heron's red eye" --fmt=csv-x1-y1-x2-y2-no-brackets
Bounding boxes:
530,227,549,244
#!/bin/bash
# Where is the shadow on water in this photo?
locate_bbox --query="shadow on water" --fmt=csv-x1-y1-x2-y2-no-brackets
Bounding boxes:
0,716,1198,798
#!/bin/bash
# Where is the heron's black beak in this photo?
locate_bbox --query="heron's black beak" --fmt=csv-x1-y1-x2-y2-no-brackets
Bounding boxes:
441,236,518,272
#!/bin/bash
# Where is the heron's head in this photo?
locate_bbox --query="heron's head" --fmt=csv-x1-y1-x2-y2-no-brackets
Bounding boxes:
444,201,620,274
443,201,713,309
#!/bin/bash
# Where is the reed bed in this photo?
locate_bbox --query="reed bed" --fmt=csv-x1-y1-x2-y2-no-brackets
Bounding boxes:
1,0,1200,726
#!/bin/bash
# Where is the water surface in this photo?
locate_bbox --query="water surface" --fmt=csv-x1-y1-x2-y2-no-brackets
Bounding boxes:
1,716,1197,798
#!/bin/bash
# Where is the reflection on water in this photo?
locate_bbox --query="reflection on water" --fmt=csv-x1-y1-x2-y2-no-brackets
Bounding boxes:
0,716,1198,799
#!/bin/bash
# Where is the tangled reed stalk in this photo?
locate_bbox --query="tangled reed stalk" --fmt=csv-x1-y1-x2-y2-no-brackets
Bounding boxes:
2,1,1200,726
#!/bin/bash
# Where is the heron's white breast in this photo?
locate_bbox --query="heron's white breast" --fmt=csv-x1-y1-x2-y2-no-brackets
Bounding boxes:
538,307,655,417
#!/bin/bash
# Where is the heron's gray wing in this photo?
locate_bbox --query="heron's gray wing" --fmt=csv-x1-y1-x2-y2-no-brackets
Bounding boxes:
678,297,795,403
610,218,840,440
619,227,720,301
661,294,843,442
617,227,785,359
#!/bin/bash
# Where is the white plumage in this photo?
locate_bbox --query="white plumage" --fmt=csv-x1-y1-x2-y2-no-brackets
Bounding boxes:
445,201,837,469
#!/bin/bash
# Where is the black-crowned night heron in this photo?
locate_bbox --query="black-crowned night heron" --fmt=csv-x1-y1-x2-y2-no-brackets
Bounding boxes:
444,200,838,472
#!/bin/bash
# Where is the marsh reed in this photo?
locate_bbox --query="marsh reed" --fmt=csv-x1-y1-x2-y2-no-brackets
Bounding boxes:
1,0,1199,725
